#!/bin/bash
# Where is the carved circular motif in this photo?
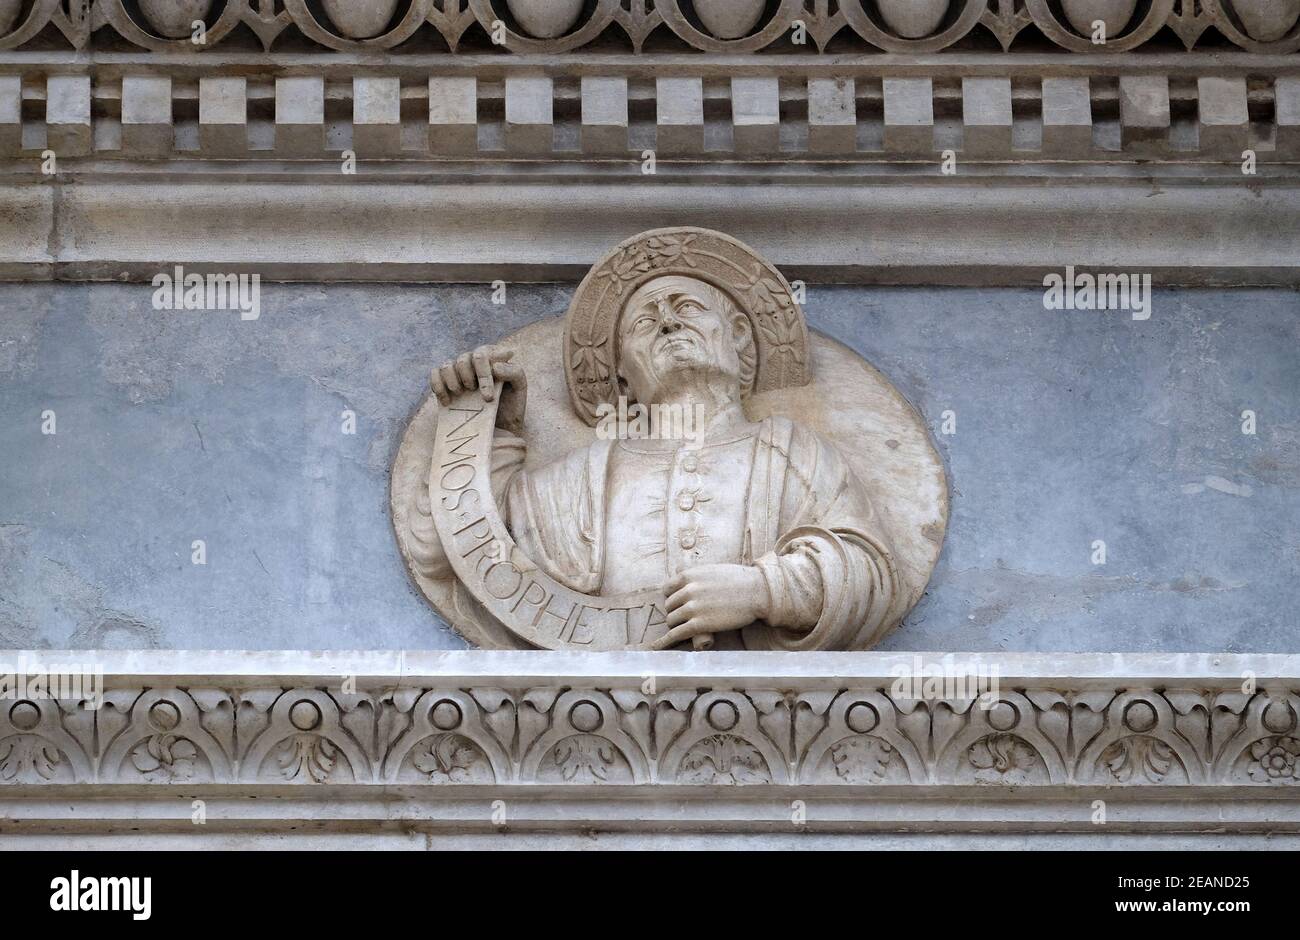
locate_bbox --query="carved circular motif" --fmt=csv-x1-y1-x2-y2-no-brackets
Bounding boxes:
845,701,879,734
102,0,245,52
468,0,616,53
987,700,1019,731
319,0,403,39
706,700,740,732
283,0,432,53
289,699,323,731
0,0,59,50
431,699,463,731
1209,0,1300,53
658,0,804,53
148,700,181,732
1024,0,1176,53
9,700,39,731
1123,700,1157,733
392,232,949,650
840,0,987,54
569,700,604,733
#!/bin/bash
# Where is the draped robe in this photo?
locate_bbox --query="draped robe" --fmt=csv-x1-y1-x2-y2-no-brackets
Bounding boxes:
416,415,904,651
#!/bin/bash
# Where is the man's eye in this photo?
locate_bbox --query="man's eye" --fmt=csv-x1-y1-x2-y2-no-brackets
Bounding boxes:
635,317,657,331
677,303,703,316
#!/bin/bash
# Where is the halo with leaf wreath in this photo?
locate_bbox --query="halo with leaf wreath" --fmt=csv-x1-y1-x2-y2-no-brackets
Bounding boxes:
563,227,812,427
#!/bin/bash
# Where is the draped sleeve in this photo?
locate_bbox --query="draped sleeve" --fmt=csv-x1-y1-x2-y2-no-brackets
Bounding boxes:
743,419,905,651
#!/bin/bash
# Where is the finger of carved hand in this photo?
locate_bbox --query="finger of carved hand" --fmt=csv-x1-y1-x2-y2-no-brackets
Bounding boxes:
454,353,477,392
431,368,449,405
665,602,697,629
492,361,527,391
664,572,688,596
439,363,459,398
652,621,708,650
665,585,693,613
489,347,515,364
471,348,494,401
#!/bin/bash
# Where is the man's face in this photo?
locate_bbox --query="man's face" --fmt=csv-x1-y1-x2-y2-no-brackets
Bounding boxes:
617,275,742,403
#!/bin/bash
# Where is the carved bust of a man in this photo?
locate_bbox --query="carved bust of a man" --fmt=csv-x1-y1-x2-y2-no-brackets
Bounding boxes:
411,258,904,651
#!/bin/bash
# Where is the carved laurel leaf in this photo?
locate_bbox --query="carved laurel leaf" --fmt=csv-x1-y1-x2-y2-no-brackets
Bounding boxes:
276,733,338,783
0,736,62,782
1101,735,1175,784
412,733,486,783
679,734,770,785
552,734,616,783
570,336,611,403
830,735,894,784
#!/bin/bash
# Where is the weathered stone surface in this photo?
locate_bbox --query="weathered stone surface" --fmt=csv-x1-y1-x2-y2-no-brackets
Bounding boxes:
1280,77,1300,157
1197,76,1250,156
580,76,628,155
45,75,91,156
962,77,1013,156
656,77,705,154
883,78,934,154
730,77,780,153
1119,75,1170,149
275,76,326,154
198,77,247,156
352,77,401,155
120,75,172,157
0,75,19,155
428,76,477,155
504,76,553,154
1040,77,1092,155
807,78,857,154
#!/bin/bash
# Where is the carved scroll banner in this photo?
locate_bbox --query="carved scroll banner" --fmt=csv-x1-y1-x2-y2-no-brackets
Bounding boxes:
430,385,670,651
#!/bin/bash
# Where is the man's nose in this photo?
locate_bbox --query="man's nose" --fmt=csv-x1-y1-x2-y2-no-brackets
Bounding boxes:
657,303,682,334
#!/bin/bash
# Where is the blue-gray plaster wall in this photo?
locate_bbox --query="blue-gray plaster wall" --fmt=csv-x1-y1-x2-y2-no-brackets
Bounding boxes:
0,283,1296,652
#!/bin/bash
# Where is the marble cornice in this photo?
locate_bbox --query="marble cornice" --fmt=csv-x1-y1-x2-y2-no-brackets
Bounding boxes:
2,651,1299,842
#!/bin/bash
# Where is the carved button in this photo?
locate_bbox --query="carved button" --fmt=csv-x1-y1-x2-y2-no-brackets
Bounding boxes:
1123,700,1157,733
677,493,696,511
148,700,181,732
289,699,322,731
679,532,697,550
681,455,699,473
987,701,1018,731
707,700,739,732
569,700,603,733
431,699,462,731
846,702,878,734
9,700,39,731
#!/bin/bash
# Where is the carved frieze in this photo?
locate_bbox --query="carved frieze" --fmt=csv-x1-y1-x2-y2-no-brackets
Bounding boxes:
4,665,1298,789
3,1,1298,54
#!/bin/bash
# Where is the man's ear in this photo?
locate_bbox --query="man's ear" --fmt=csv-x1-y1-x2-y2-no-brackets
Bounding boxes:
732,310,757,395
613,358,632,403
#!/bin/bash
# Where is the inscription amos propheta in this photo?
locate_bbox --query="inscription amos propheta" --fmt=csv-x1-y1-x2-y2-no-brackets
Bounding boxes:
431,386,671,651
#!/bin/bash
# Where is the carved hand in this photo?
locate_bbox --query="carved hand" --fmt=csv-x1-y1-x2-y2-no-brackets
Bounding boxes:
431,345,528,435
651,563,771,650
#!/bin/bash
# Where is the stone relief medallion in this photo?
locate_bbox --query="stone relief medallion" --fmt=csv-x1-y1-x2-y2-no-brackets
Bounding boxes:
391,228,948,651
